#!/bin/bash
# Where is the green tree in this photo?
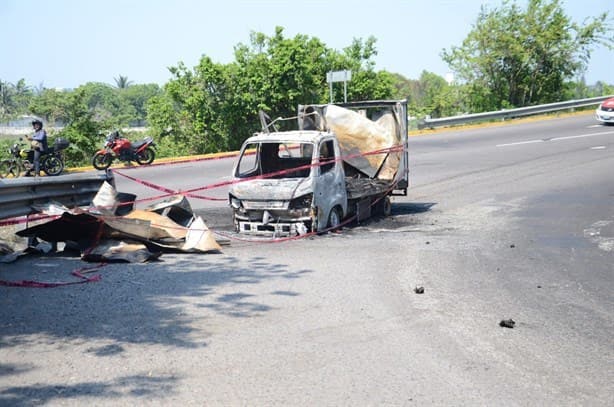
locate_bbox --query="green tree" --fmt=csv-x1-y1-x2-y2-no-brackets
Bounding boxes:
28,82,161,165
149,56,232,155
333,37,395,102
120,83,161,126
13,79,33,114
391,71,464,119
389,72,414,101
32,84,128,165
77,82,135,127
114,75,133,89
0,80,14,120
442,0,613,111
29,88,70,125
589,80,614,96
146,91,185,156
55,86,111,164
415,71,448,117
147,27,394,156
0,79,33,121
225,27,333,146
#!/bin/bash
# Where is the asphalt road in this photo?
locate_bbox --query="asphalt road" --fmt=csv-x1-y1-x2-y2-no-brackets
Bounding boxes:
1,113,612,406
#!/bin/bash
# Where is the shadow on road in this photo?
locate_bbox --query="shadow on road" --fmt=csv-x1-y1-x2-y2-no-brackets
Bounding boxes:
0,252,314,404
392,202,437,215
0,373,178,406
1,255,310,348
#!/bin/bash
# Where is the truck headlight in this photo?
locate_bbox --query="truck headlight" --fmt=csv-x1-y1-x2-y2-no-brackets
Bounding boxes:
289,193,313,209
229,194,243,210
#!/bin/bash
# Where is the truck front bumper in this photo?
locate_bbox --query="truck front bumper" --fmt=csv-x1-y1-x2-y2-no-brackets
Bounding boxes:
233,209,315,237
236,220,308,236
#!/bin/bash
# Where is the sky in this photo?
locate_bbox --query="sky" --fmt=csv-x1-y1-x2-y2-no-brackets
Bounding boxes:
1,0,612,90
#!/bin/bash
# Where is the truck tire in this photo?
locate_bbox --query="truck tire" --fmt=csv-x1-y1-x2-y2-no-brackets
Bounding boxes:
374,196,392,217
327,206,342,231
382,196,392,216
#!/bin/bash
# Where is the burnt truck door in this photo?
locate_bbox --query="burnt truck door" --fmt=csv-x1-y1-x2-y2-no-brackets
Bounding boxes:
313,137,347,230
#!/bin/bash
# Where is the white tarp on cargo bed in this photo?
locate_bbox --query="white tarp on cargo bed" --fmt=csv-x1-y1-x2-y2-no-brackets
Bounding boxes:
323,105,399,180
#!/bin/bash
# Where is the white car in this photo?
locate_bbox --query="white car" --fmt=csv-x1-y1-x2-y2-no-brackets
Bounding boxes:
595,97,614,124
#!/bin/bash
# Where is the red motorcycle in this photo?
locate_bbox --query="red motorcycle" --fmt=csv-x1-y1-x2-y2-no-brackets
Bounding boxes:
92,130,156,170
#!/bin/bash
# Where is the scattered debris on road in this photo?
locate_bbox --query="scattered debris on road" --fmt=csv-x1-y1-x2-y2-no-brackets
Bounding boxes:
499,319,516,328
414,286,425,294
0,181,225,264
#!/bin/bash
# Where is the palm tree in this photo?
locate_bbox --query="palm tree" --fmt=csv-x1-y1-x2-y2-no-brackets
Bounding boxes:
0,80,16,119
114,75,133,89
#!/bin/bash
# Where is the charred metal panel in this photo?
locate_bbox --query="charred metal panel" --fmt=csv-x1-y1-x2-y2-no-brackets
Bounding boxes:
145,195,194,227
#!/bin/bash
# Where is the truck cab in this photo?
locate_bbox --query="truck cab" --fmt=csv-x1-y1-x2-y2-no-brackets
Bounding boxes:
229,131,347,236
229,100,409,237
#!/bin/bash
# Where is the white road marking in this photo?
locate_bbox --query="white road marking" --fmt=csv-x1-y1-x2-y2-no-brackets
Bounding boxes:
551,130,614,141
496,139,545,147
497,130,614,147
591,146,606,150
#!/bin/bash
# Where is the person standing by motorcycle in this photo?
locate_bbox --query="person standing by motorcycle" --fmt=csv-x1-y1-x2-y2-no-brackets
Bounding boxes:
26,119,48,176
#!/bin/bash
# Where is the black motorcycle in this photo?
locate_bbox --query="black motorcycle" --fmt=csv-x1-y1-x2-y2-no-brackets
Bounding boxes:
0,137,70,178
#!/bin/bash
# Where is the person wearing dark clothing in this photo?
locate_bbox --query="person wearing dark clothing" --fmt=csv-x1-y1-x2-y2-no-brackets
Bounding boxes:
26,119,48,176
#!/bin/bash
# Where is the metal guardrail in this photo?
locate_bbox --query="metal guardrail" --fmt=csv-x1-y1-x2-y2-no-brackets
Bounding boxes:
420,95,612,129
0,171,113,220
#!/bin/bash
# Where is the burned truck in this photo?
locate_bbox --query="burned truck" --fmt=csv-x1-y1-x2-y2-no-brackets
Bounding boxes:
228,100,409,236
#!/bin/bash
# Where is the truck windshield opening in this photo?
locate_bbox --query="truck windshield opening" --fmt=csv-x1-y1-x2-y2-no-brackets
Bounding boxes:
236,142,314,179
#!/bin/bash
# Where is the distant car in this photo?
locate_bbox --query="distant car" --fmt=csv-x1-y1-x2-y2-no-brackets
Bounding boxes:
595,97,614,125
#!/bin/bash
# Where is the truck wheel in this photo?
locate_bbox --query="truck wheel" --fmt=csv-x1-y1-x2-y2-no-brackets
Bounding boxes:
327,206,342,231
374,196,392,217
382,196,392,216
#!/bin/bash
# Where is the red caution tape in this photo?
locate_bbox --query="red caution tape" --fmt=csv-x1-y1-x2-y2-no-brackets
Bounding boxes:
112,144,404,203
0,214,59,228
0,144,404,250
108,144,405,243
0,263,105,288
111,169,226,202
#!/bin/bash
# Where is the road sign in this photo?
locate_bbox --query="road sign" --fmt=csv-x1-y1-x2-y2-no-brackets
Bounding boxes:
326,70,352,83
327,70,352,103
